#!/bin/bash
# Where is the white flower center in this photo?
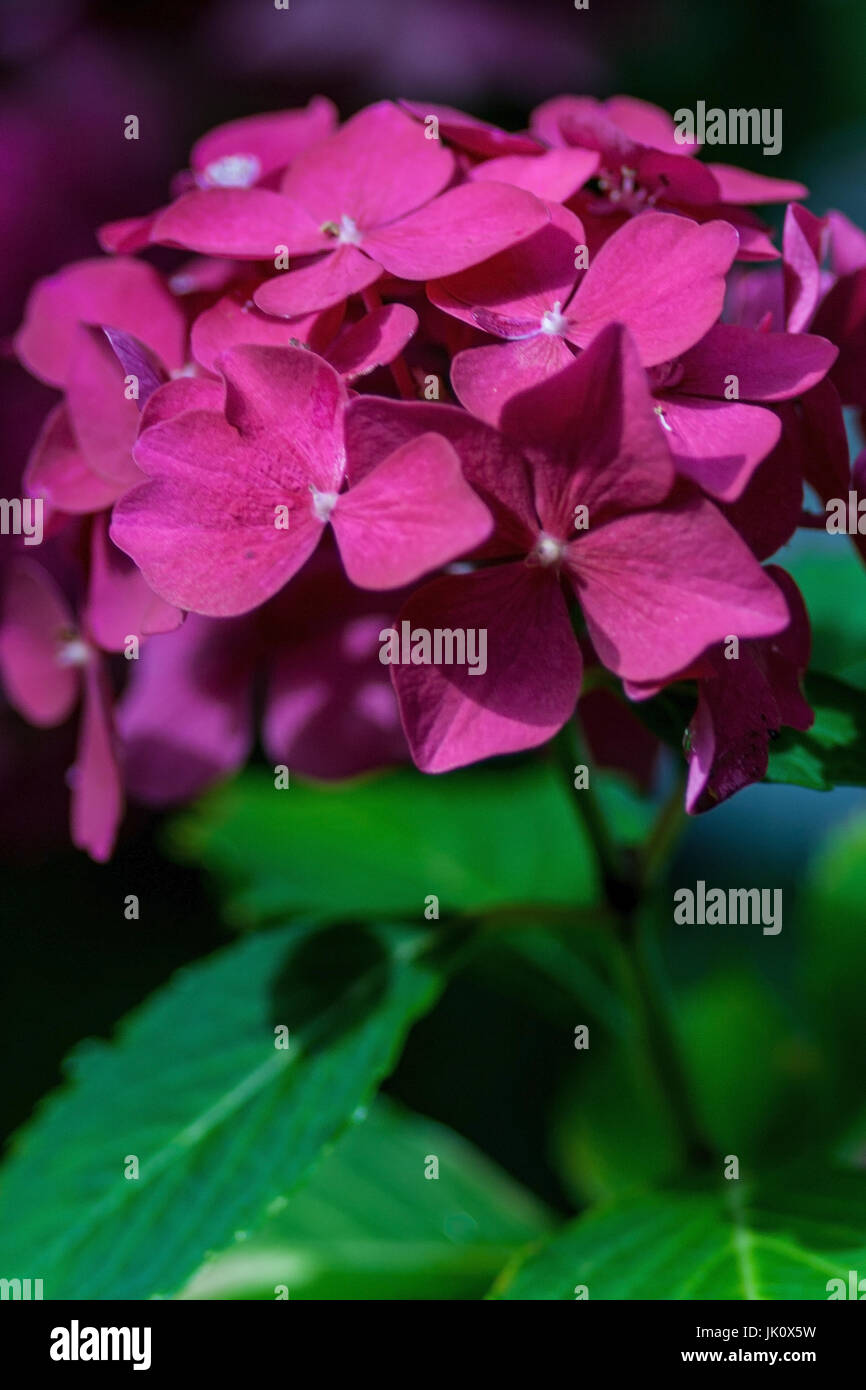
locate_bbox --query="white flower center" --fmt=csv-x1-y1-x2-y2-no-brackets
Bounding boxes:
310,488,338,523
654,403,673,433
337,214,363,245
534,533,566,566
539,301,569,336
203,154,262,188
57,636,90,668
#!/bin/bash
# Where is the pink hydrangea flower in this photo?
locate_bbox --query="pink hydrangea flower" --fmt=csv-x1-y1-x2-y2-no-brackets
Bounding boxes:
110,344,492,615
3,92,858,858
350,325,789,770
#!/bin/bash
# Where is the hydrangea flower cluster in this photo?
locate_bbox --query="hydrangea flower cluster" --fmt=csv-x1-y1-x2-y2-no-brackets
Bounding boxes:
4,94,865,860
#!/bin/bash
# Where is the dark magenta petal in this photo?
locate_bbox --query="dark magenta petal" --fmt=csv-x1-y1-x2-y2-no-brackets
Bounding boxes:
655,395,781,502
391,564,581,772
502,323,676,525
118,614,254,804
568,492,789,682
344,396,538,554
676,323,837,401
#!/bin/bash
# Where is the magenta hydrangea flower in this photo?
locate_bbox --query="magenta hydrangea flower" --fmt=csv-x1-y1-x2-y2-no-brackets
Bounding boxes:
16,257,187,513
431,207,739,417
348,325,789,770
3,91,857,859
110,344,492,615
530,94,807,261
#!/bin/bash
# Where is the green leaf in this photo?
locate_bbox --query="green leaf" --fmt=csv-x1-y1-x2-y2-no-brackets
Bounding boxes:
766,672,866,791
0,920,448,1299
170,763,599,927
179,1097,551,1300
492,1171,866,1299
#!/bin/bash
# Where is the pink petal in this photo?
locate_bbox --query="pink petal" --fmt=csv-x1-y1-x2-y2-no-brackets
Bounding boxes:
151,189,327,258
98,211,163,254
118,614,253,803
333,432,491,589
324,304,418,379
568,213,738,365
451,334,576,425
344,397,537,555
603,96,687,156
675,323,838,401
783,204,827,333
655,396,781,501
470,148,599,202
365,183,549,280
191,290,342,372
85,513,182,652
15,256,186,386
281,100,454,228
428,203,584,335
0,560,78,726
70,657,123,862
24,404,122,514
640,150,720,205
254,244,383,317
567,493,790,682
219,344,347,492
531,95,638,160
400,101,541,157
708,164,808,205
111,410,325,617
65,326,144,491
390,564,581,771
191,97,337,185
502,323,676,521
725,218,781,262
140,376,225,429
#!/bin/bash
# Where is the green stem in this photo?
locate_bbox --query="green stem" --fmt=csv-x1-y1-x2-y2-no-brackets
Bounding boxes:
640,770,687,889
554,722,712,1173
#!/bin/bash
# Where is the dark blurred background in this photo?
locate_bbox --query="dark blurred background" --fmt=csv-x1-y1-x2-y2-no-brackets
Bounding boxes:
2,0,866,1208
